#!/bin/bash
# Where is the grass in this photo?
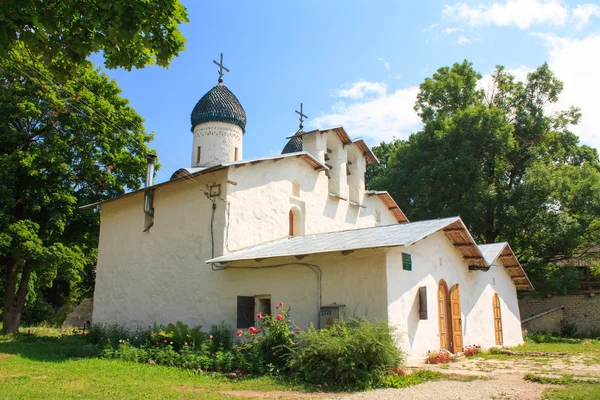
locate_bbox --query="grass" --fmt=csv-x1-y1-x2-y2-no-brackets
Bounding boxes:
525,374,600,400
0,330,311,400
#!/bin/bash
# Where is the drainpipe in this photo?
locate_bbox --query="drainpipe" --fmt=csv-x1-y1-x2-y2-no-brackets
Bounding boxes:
144,154,157,215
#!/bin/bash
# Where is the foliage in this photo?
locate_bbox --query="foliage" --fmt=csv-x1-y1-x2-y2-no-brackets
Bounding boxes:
0,328,310,400
464,345,482,357
0,1,188,73
256,302,295,369
369,60,600,294
381,370,442,389
209,321,233,352
0,48,155,333
285,318,404,390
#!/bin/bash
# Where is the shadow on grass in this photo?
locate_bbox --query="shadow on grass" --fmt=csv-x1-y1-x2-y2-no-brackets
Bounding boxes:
0,334,101,362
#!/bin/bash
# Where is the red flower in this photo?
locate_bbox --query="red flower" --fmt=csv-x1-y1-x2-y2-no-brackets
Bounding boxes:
278,301,284,307
209,335,213,340
276,314,283,321
249,326,259,334
257,313,262,319
211,353,215,357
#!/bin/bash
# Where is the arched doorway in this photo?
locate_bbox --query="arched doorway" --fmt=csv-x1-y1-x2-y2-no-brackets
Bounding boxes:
438,280,452,351
493,293,503,345
449,284,463,353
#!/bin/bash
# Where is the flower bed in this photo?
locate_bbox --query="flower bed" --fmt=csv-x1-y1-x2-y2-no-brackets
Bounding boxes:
464,344,481,357
426,349,451,364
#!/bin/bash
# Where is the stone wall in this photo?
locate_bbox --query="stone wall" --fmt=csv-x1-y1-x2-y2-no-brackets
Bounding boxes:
519,294,600,335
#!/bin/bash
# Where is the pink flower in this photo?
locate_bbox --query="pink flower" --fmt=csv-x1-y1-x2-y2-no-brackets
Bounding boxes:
184,342,188,346
249,326,259,334
164,339,167,343
210,335,213,340
276,314,283,321
257,313,262,319
278,301,284,307
295,327,301,333
106,338,110,342
292,342,297,347
211,353,215,357
236,330,243,337
272,352,276,356
275,306,279,309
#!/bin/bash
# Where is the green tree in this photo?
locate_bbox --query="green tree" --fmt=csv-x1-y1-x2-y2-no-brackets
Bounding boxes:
0,49,155,332
370,61,600,293
0,0,188,72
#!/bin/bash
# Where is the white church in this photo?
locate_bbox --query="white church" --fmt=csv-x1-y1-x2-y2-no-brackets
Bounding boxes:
87,61,533,360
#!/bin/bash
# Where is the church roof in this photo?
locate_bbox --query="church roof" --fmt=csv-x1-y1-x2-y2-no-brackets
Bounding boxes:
79,152,327,210
191,84,247,132
281,126,379,164
207,216,532,290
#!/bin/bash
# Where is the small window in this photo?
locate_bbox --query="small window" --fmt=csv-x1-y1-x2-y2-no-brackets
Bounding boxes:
237,296,255,328
418,286,428,320
256,296,271,317
234,147,239,161
289,207,301,236
196,146,201,164
289,210,294,236
402,253,412,271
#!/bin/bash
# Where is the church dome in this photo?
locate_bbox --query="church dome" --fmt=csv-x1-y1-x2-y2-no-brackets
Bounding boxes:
191,84,246,132
282,131,303,154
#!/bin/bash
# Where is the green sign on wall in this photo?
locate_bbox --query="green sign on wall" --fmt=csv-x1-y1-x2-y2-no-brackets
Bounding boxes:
402,253,412,271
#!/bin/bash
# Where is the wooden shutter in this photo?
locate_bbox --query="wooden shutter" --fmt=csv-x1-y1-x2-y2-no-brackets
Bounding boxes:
438,281,449,350
493,293,503,345
237,296,255,328
450,284,463,353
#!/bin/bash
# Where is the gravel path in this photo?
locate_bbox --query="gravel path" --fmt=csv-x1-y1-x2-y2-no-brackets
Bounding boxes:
330,375,549,400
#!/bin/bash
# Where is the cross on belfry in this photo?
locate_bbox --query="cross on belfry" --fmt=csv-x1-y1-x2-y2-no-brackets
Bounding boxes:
213,53,230,83
295,103,308,130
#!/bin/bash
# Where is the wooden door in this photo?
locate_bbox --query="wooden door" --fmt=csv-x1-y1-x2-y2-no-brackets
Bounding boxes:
438,280,450,350
493,293,503,345
450,284,463,353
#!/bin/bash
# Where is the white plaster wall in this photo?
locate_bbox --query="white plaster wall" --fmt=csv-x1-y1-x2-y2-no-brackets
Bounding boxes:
92,170,231,329
192,121,243,167
385,232,524,360
218,249,388,330
225,157,397,251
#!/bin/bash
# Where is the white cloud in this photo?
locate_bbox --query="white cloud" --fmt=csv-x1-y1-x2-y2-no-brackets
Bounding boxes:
572,3,600,30
443,0,568,29
537,33,600,150
378,58,391,70
337,81,388,100
312,82,421,143
444,27,463,34
422,23,438,32
457,34,472,45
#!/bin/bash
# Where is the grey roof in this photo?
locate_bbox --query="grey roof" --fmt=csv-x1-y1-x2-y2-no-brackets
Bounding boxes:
170,151,326,180
478,242,509,265
282,131,303,154
191,84,246,132
207,216,463,263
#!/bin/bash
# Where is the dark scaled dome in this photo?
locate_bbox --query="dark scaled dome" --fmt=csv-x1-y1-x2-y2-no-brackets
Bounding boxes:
191,84,246,132
282,131,303,154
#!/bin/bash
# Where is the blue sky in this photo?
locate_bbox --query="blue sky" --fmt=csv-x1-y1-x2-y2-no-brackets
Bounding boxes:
92,0,600,183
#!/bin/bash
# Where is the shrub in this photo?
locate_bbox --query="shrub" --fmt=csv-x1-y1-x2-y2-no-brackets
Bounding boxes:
209,321,233,352
286,318,404,390
257,302,294,369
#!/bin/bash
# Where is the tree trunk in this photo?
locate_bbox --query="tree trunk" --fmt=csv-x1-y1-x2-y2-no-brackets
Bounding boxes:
2,259,32,333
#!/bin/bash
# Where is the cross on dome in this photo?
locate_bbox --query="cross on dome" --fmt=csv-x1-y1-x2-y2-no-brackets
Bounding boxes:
295,103,307,130
213,53,230,83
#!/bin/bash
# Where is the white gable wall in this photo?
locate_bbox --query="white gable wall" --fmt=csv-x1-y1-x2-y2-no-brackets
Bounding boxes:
225,157,397,251
386,231,523,360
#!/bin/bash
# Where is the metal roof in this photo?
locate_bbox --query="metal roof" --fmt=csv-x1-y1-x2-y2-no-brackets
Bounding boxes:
80,152,326,210
478,242,509,265
207,217,463,263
